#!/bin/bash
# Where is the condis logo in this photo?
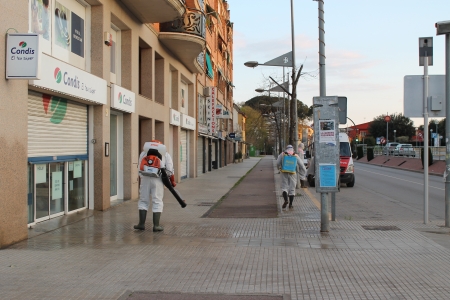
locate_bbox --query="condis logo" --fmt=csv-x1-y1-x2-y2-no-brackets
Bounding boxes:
54,68,62,84
42,94,67,124
118,92,133,106
10,41,35,54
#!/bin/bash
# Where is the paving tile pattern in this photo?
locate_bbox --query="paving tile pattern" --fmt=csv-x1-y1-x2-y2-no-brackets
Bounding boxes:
1,157,450,299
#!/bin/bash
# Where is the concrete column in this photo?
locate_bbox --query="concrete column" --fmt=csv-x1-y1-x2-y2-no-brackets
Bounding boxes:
140,119,153,147
121,30,132,90
155,53,165,105
0,0,29,247
123,113,139,200
139,46,153,99
91,5,111,211
171,70,179,110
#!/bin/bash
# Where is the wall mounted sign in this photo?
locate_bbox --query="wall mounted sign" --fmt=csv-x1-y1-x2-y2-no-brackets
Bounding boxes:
181,114,196,130
216,104,231,119
6,33,41,79
206,87,217,134
170,109,181,126
111,84,135,113
29,54,107,104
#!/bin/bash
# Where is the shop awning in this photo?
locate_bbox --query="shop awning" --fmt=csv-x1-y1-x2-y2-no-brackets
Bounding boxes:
205,52,214,79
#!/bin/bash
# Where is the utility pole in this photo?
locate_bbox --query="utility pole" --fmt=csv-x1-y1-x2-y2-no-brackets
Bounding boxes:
290,0,298,149
317,0,328,232
419,37,432,224
435,21,450,227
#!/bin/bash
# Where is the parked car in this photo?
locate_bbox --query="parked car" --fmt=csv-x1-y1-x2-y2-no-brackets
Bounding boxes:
393,144,415,157
303,153,308,167
382,142,399,155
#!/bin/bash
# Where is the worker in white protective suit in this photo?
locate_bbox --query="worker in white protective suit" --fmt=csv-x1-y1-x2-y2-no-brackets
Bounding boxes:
296,143,308,189
134,140,174,232
276,145,305,209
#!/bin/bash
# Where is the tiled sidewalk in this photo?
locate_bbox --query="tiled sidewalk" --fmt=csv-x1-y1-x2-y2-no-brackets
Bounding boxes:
1,156,450,299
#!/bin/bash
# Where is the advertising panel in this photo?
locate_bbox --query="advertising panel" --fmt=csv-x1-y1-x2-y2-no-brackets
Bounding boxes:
29,54,107,104
216,104,231,119
111,84,135,113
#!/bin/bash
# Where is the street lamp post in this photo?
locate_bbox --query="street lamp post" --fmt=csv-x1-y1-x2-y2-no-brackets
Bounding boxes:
394,130,396,143
244,51,294,149
244,0,300,149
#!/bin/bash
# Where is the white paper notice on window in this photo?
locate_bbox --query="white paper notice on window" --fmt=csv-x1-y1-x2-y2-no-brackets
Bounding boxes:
69,161,73,171
52,171,63,200
35,164,47,184
74,161,82,178
319,120,336,145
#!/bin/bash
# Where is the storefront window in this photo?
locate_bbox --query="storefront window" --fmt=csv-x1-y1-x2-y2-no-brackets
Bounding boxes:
68,161,85,211
110,115,118,198
50,162,65,215
29,0,89,70
35,164,49,220
27,165,34,224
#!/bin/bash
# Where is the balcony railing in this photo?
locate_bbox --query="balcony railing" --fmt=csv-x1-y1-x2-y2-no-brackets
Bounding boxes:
160,9,206,39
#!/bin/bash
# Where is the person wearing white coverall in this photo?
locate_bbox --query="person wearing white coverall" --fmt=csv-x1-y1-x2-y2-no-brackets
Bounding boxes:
134,141,174,232
277,145,305,209
296,143,308,188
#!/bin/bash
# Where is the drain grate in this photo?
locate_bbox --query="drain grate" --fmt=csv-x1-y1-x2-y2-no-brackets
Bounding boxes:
197,202,215,206
362,225,401,231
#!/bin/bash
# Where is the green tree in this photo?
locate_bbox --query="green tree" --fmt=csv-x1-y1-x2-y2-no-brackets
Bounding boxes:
368,113,415,142
241,105,269,153
418,118,445,146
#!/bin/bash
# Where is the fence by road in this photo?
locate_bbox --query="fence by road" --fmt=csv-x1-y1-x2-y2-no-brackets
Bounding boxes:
357,145,446,160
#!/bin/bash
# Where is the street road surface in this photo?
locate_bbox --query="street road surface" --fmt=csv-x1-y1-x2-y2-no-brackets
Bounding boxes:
334,162,445,222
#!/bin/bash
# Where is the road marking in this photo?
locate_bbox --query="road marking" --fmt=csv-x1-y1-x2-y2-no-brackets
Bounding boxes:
357,167,444,191
304,187,332,220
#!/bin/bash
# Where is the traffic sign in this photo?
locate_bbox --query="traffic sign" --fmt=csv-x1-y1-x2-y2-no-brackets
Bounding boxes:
384,115,391,122
380,138,386,144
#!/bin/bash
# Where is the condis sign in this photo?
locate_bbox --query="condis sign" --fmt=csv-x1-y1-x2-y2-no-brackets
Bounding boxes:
29,54,107,105
6,33,41,79
111,84,135,113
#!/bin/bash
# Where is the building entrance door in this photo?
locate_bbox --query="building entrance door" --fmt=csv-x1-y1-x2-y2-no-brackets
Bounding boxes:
35,162,65,222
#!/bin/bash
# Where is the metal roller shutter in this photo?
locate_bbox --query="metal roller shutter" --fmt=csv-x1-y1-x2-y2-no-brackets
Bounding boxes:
212,139,216,169
197,136,204,176
180,130,188,178
28,91,88,158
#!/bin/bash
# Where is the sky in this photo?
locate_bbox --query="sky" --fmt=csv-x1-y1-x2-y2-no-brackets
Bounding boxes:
226,0,449,127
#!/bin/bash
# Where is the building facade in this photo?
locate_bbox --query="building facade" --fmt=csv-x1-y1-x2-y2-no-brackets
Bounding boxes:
196,0,235,174
0,0,235,248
